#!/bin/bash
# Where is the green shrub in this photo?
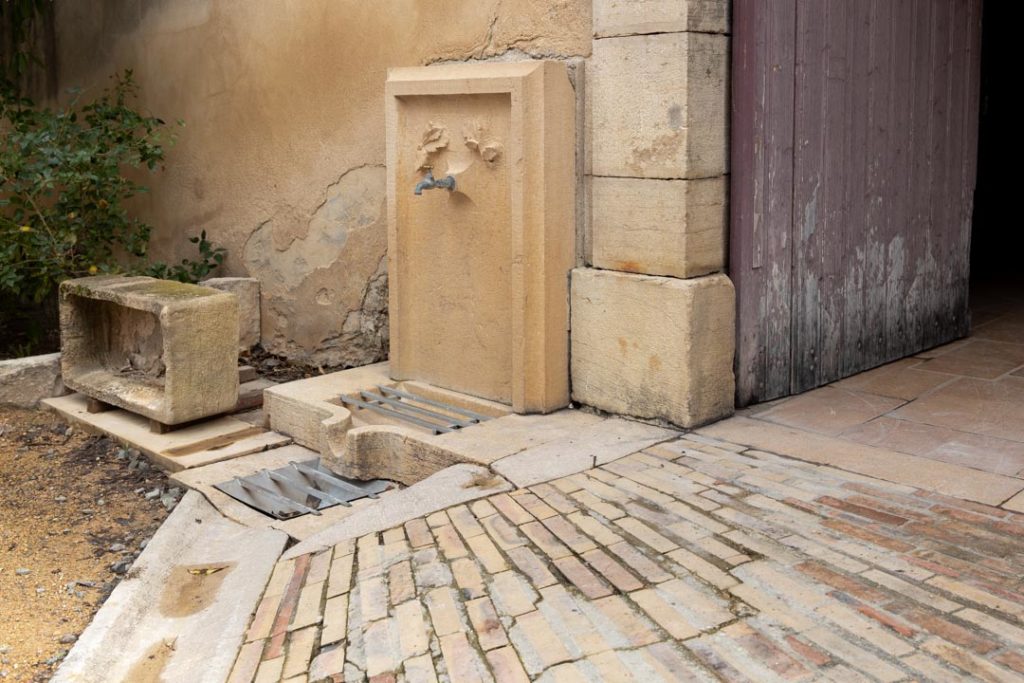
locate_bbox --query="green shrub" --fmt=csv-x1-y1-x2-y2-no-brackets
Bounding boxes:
143,230,226,283
0,70,170,302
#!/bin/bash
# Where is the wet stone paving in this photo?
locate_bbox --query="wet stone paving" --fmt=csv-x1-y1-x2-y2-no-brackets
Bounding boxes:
228,434,1024,683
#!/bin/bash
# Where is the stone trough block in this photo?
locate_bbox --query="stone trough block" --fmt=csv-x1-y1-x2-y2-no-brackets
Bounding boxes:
59,276,239,425
200,276,261,350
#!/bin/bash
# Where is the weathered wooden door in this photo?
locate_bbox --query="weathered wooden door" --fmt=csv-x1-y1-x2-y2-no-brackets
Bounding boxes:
731,0,983,406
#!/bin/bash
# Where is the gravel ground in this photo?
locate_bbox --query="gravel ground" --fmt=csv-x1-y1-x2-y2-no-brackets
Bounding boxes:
0,406,180,682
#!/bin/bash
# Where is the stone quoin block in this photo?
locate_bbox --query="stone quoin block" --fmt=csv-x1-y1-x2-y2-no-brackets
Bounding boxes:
201,276,261,350
590,175,727,278
59,276,239,425
594,0,730,37
588,32,729,179
570,268,735,427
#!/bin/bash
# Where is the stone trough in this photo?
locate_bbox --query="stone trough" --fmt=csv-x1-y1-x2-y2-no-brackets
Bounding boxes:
59,275,239,427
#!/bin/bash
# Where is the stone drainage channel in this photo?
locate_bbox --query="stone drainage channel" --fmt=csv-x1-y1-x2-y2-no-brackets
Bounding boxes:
217,387,497,520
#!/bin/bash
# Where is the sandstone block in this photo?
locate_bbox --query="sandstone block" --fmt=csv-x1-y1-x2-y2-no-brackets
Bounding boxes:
387,61,576,413
201,277,261,350
59,276,239,425
0,352,63,407
588,33,728,178
571,269,735,427
590,175,726,278
594,0,729,37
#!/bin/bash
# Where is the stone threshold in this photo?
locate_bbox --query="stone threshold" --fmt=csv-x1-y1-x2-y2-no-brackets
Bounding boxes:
698,416,1024,509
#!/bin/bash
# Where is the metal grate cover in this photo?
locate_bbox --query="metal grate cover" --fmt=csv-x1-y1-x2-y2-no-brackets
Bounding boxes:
214,459,391,520
340,385,494,435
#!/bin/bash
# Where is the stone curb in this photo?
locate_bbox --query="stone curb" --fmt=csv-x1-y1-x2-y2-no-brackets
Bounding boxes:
0,352,63,407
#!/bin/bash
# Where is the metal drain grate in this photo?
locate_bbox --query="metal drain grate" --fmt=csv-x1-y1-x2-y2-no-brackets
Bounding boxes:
340,385,494,435
214,459,391,520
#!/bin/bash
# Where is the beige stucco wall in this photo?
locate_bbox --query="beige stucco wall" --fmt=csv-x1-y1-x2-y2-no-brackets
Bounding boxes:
53,0,591,366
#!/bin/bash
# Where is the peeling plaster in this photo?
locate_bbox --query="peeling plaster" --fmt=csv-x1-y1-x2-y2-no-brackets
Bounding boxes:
244,165,388,366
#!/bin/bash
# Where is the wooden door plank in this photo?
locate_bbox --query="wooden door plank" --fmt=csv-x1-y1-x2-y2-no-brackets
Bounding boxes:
791,0,828,393
731,0,797,405
841,0,873,377
861,0,893,370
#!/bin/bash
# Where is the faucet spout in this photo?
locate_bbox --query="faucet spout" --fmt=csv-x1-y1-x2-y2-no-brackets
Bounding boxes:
414,170,456,195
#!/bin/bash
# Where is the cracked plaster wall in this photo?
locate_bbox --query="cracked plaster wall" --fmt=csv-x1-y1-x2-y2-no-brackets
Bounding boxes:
52,0,591,365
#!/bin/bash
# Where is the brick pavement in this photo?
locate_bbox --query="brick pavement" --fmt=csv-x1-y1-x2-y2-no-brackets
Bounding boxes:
227,433,1024,682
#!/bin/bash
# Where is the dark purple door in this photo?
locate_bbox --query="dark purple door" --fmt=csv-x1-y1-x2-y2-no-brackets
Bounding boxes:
731,0,983,406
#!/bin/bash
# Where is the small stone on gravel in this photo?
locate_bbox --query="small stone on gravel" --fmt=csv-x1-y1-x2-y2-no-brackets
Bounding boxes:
58,634,76,645
108,543,126,553
14,568,30,576
143,488,161,500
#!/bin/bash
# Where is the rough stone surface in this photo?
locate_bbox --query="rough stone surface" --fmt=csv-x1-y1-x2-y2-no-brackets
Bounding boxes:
590,175,727,278
0,352,63,407
59,276,239,425
571,269,735,428
200,277,261,350
52,491,287,683
588,32,728,179
53,2,591,363
594,0,729,37
387,62,576,413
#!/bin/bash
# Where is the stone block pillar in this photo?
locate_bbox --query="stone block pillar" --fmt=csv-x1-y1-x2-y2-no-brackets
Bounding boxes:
573,0,735,427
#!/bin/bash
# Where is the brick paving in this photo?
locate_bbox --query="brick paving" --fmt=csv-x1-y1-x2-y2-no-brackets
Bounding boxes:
228,433,1024,682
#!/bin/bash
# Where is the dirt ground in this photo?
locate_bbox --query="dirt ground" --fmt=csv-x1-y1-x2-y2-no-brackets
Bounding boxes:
0,407,176,682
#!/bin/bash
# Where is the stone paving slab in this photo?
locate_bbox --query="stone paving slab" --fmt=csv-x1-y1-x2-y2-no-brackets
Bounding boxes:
54,491,288,683
698,416,1024,507
228,432,1024,682
43,393,268,471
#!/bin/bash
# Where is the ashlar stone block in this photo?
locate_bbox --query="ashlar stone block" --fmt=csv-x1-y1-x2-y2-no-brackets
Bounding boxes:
570,268,735,427
594,0,730,37
588,32,729,179
590,175,726,278
59,276,239,425
201,276,261,350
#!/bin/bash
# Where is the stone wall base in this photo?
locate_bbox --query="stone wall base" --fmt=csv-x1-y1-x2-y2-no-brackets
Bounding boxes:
571,268,735,428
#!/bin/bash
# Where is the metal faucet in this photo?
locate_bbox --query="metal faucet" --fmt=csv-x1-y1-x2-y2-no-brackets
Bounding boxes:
414,170,456,195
